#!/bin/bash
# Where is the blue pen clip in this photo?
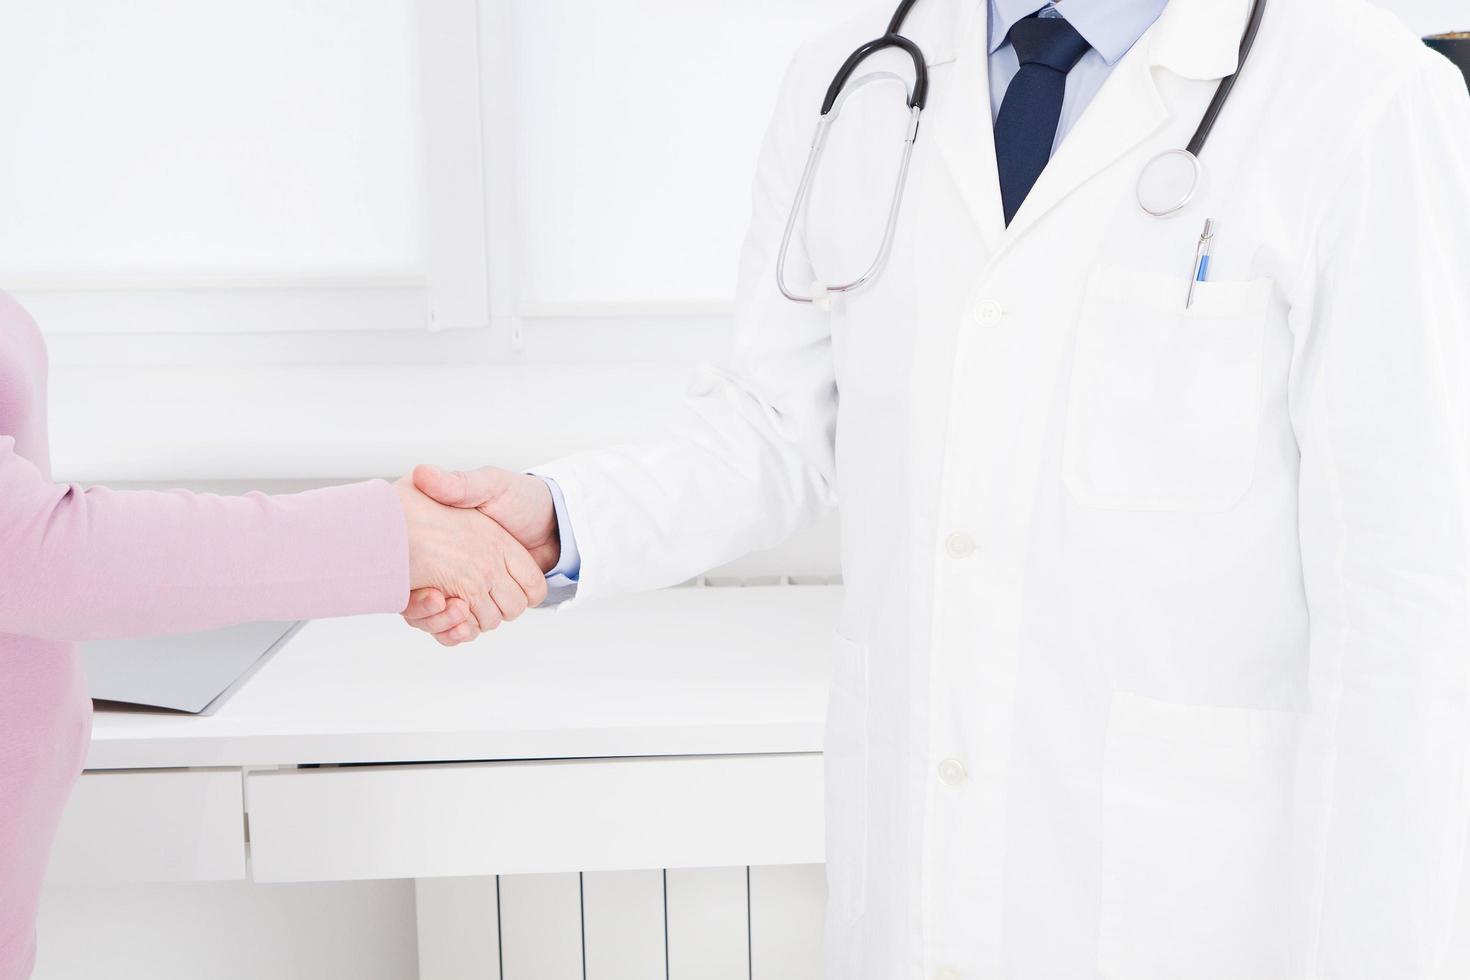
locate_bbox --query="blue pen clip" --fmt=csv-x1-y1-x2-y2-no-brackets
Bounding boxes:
1186,218,1215,310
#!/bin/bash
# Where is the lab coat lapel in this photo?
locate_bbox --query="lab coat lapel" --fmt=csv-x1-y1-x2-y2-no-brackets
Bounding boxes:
922,0,1007,253
996,34,1168,248
997,0,1252,253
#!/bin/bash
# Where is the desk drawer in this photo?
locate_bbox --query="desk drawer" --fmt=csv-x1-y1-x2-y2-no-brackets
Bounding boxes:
47,769,246,883
247,753,823,883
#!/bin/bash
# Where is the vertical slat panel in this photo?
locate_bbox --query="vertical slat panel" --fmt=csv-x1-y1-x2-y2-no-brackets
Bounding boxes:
583,869,666,980
665,866,749,980
415,876,501,980
748,865,826,980
498,872,583,980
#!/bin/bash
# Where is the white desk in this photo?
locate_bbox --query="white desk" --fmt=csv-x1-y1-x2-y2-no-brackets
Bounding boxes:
47,586,839,977
83,584,840,772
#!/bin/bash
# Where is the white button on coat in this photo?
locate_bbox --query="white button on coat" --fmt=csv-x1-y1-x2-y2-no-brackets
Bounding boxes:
944,532,976,559
532,3,1470,977
938,759,967,785
973,300,1003,324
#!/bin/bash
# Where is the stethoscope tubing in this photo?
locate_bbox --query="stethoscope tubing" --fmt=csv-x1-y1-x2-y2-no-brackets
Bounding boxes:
778,0,1269,301
1187,0,1270,157
777,79,922,304
821,34,930,113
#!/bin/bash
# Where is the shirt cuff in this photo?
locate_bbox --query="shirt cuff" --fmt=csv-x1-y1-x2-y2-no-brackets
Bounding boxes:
537,475,581,600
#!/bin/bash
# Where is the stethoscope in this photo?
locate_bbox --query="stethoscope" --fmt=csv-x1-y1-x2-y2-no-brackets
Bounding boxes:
777,0,1270,304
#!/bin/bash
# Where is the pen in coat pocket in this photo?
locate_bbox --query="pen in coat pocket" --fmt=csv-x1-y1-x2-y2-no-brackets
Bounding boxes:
1186,218,1215,310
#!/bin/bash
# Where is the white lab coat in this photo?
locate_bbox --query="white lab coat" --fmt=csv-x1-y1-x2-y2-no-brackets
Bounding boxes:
535,0,1470,975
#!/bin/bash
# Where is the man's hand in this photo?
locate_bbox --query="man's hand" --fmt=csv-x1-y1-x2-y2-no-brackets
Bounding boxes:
401,465,559,646
394,477,548,641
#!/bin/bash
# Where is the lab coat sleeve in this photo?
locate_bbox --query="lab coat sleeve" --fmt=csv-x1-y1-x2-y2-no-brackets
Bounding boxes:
1290,53,1470,980
530,50,838,601
0,437,409,642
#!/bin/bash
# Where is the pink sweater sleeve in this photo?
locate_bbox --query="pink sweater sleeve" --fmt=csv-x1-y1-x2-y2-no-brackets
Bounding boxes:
0,436,409,642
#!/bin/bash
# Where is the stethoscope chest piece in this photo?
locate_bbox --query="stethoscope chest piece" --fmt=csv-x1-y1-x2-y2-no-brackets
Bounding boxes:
1137,148,1202,218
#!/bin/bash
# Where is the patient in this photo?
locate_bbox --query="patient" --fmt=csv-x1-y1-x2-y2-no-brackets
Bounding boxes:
0,292,545,980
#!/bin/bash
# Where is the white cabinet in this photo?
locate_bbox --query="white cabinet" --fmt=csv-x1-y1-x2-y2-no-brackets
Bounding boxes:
43,589,838,978
245,753,824,883
46,769,245,883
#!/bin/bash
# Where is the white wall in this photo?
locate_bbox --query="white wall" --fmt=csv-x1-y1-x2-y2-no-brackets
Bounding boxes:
1378,0,1467,36
35,880,419,980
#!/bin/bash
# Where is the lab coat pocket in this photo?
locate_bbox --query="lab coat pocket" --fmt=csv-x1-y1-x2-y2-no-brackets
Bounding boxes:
1096,692,1301,980
824,632,870,923
1063,266,1274,512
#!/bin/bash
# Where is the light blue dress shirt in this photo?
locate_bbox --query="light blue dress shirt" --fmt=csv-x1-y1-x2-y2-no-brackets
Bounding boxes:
539,475,582,597
989,0,1168,152
540,0,1166,592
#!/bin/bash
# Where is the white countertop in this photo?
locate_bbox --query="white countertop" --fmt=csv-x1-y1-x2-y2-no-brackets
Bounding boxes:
86,586,842,771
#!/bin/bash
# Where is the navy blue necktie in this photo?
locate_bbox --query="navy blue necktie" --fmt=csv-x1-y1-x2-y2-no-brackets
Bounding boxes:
994,15,1092,225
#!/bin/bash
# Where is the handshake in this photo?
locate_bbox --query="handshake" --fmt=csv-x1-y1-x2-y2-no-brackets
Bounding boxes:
393,464,558,646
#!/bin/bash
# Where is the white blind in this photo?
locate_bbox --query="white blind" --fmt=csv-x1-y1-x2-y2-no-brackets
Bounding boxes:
508,0,852,311
0,0,424,282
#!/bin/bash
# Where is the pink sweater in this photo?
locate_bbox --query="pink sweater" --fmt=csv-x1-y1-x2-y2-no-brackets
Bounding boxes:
0,295,410,980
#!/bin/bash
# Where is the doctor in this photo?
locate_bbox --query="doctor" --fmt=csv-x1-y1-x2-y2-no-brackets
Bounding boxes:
408,0,1470,976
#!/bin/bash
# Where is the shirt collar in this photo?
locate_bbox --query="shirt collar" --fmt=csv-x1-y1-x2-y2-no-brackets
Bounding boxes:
988,0,1170,66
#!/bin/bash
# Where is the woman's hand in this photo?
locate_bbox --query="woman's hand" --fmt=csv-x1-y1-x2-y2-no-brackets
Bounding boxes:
394,478,548,641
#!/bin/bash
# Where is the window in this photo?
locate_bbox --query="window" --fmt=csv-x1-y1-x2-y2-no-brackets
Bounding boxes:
9,0,857,482
0,0,486,335
505,0,845,314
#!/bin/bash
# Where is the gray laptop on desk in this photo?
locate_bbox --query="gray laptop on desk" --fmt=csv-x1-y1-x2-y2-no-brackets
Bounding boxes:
81,620,304,715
